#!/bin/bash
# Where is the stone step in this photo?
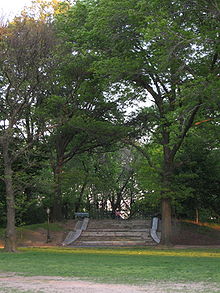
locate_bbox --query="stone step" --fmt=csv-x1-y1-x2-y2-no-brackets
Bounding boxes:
66,219,156,247
87,227,150,233
87,223,149,226
72,240,155,246
88,225,151,229
82,231,150,237
90,219,151,223
86,228,149,232
88,220,151,227
78,235,152,241
88,219,150,223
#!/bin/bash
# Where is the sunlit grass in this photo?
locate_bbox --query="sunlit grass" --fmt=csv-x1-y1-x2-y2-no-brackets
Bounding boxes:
183,220,220,231
18,246,220,258
0,247,220,284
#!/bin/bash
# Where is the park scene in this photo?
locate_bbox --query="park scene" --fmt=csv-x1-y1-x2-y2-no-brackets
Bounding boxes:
0,0,220,292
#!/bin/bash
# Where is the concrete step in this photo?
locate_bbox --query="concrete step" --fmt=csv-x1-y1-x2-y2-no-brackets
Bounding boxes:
82,231,150,237
88,220,151,228
87,226,151,231
86,225,149,229
72,240,155,247
88,219,150,223
66,219,156,247
78,236,152,241
86,228,149,232
88,221,151,225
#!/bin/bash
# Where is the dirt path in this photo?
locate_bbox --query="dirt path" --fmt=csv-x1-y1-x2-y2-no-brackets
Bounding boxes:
0,273,220,293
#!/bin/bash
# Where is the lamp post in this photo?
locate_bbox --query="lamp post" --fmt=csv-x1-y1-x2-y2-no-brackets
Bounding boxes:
46,207,51,243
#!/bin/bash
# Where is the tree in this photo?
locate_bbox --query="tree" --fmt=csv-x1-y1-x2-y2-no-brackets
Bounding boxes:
174,121,220,222
86,148,138,218
58,0,220,245
0,16,55,251
41,75,128,220
39,11,131,221
61,147,139,219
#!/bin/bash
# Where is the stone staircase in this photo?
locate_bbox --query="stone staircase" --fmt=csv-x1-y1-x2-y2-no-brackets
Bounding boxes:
70,219,156,247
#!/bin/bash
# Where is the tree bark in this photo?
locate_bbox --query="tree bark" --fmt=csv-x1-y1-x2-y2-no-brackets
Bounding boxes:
195,208,199,223
75,179,87,213
160,197,172,246
52,160,64,221
160,139,174,246
2,140,17,252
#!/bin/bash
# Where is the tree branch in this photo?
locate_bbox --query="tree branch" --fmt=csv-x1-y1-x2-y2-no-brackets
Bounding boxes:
126,139,162,175
132,75,164,116
170,103,201,160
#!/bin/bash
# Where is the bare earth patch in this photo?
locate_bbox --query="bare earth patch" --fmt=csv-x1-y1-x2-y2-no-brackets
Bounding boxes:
0,273,219,293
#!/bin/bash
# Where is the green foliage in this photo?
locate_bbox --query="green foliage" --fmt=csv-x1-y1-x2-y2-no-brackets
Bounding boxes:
0,228,5,238
174,123,220,221
60,147,140,218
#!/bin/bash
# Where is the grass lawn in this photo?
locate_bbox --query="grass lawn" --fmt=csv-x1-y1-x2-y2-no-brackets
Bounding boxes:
0,247,220,285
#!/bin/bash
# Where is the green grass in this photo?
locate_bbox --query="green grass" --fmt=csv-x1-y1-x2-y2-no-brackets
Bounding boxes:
0,247,220,285
18,222,63,232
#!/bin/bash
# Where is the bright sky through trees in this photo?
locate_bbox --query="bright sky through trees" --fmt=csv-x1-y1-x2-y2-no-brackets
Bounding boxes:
0,0,33,17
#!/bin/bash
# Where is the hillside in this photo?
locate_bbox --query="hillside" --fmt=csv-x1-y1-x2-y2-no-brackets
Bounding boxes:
0,220,220,247
172,221,220,246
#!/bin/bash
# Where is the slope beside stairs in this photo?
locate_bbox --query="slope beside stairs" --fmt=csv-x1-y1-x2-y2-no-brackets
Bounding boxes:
63,219,157,247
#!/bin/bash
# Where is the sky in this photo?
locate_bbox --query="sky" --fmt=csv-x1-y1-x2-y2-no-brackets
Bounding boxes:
0,0,38,19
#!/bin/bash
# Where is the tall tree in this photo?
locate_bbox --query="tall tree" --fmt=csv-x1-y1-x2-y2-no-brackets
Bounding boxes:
42,71,128,220
58,0,220,245
0,16,55,251
41,12,130,221
175,121,220,222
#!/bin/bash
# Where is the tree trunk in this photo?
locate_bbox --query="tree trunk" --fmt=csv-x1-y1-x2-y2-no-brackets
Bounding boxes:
52,160,64,221
2,141,17,252
195,208,199,223
160,143,173,246
75,179,87,213
160,197,172,246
